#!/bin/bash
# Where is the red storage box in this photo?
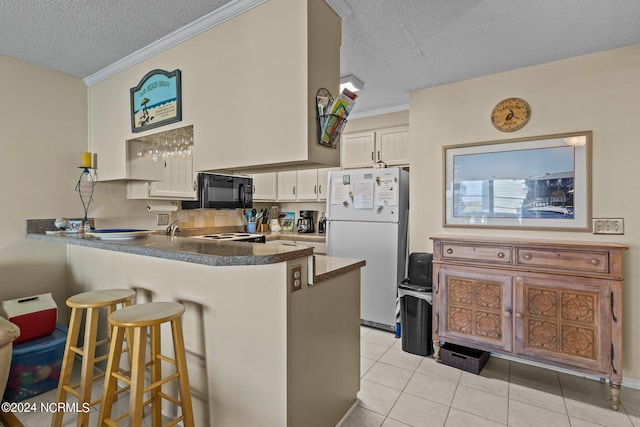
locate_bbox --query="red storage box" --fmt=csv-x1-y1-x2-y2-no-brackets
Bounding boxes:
0,293,57,344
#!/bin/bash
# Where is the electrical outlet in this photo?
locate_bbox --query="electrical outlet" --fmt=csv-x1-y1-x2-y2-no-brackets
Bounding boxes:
592,218,624,235
290,265,302,292
157,214,170,226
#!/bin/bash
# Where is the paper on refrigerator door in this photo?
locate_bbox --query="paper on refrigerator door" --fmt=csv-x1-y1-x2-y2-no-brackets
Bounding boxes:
375,177,398,206
331,180,350,205
353,181,374,209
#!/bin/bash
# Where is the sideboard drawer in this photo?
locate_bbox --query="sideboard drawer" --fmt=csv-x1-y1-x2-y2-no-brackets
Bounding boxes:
441,243,512,264
516,248,609,274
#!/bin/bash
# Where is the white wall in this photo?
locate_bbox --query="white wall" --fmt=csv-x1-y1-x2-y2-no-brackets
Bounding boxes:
409,44,640,381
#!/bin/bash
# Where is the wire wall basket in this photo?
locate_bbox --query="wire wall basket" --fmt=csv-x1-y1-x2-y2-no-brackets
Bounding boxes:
316,88,347,149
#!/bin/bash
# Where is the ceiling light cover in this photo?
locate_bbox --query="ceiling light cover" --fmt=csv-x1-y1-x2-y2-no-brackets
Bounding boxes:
340,75,364,92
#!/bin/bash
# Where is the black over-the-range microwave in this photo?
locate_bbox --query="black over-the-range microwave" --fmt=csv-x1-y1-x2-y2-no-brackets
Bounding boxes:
181,173,253,210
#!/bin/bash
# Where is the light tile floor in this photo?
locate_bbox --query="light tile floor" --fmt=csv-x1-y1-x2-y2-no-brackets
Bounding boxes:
8,364,169,426
9,326,640,426
341,326,639,427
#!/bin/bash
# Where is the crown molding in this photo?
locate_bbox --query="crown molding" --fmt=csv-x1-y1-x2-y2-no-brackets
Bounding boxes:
323,0,352,19
347,104,409,120
84,0,267,86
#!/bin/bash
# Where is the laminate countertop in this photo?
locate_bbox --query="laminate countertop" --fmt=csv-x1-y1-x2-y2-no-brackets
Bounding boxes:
25,220,364,279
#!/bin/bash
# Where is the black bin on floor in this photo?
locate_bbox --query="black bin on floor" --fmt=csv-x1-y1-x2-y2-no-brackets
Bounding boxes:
399,253,433,356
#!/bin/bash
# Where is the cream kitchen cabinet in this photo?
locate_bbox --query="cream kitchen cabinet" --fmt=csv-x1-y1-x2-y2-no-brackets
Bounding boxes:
127,156,196,200
341,131,375,169
296,169,320,200
149,157,197,199
341,126,409,169
316,167,337,201
431,236,628,410
252,172,277,201
193,0,341,173
275,168,338,201
277,171,298,201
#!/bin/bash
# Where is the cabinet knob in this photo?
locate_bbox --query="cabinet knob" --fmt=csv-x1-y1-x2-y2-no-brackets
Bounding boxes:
293,186,296,195
377,150,381,161
523,253,532,260
318,184,322,195
371,151,375,161
497,252,505,259
590,258,600,265
193,181,197,191
503,311,512,318
515,312,524,319
446,248,453,255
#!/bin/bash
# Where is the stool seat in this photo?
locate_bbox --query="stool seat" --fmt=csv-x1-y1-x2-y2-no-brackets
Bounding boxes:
109,301,184,327
67,289,136,308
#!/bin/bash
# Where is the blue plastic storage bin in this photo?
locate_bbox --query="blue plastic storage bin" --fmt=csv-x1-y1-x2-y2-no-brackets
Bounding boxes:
4,324,67,402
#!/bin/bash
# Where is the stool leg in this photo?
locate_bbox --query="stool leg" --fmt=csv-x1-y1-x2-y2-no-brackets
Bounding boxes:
51,307,82,427
129,326,147,426
77,306,99,426
171,317,194,427
150,324,162,426
107,301,134,370
98,325,125,426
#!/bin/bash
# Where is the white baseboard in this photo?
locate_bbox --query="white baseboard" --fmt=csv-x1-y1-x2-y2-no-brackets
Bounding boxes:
492,353,640,390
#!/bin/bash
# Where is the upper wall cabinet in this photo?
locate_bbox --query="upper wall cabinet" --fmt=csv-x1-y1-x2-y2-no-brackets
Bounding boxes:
126,125,197,200
256,167,338,202
341,126,409,169
252,172,277,201
88,0,341,180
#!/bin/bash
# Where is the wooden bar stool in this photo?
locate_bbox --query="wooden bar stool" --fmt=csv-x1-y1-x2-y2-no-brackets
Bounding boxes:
98,302,194,427
52,289,135,427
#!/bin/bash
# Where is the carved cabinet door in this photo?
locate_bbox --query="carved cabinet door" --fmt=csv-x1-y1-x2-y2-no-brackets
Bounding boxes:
514,274,611,372
437,266,513,352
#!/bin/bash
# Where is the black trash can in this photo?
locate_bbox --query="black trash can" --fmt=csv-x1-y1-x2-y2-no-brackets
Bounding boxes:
399,253,433,356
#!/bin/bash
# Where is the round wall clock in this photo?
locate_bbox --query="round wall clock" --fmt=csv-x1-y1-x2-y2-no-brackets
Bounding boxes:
491,97,531,132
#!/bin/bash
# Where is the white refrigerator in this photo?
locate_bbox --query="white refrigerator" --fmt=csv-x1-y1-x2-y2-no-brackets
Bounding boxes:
326,167,409,331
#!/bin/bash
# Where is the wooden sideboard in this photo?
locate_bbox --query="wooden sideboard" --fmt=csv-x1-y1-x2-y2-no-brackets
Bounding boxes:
430,235,628,410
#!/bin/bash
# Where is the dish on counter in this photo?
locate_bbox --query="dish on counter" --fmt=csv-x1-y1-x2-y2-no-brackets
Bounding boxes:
86,229,155,240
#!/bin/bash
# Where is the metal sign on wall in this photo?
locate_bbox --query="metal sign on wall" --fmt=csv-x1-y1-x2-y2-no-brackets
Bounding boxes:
130,69,182,133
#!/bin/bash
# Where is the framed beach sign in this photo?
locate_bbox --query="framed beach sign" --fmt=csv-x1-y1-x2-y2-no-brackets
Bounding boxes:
443,131,592,231
130,69,182,133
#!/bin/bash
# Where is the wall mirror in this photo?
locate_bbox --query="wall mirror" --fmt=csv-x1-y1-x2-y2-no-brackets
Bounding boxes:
443,131,592,231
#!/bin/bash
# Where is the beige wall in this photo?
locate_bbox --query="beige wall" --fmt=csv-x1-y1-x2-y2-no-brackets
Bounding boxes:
409,44,640,381
0,54,170,316
0,55,87,309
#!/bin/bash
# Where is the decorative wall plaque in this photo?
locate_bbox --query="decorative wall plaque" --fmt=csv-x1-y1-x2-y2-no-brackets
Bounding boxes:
130,69,182,133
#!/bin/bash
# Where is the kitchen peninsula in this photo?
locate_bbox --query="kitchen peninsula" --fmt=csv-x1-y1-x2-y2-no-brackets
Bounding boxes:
26,220,364,427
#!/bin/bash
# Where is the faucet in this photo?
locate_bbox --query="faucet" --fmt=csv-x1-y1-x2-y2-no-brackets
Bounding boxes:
166,220,181,237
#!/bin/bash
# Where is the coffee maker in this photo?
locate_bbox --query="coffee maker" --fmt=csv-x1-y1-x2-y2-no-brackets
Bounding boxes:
297,210,315,233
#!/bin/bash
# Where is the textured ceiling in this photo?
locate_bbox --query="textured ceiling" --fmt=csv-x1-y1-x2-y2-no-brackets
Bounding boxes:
1,0,640,117
0,0,234,77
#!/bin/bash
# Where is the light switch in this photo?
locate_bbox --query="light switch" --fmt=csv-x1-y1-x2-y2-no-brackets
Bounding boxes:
592,218,624,235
